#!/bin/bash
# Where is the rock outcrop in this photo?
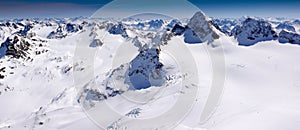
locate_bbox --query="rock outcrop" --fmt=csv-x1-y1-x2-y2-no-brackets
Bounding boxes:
232,18,278,46
279,30,300,45
171,11,220,44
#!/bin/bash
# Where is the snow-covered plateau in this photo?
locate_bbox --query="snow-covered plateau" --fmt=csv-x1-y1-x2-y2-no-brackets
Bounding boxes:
0,11,300,130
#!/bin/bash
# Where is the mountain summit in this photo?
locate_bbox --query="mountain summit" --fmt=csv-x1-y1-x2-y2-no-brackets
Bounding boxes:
187,11,220,42
171,11,220,44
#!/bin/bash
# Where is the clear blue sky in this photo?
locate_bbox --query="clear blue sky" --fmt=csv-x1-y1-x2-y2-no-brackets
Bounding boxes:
0,0,299,19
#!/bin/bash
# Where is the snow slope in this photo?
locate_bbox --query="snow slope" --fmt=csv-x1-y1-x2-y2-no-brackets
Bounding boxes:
0,12,300,130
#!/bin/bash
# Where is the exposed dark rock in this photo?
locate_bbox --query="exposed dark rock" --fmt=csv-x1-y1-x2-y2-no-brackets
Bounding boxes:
108,23,128,38
128,47,164,89
171,24,186,35
232,18,278,46
89,39,103,47
170,11,220,44
279,30,300,45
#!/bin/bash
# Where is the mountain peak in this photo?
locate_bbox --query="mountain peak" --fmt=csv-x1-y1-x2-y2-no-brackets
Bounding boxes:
186,11,220,43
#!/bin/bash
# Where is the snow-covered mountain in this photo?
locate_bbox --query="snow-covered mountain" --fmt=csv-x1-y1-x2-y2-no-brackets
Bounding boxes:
231,18,278,46
213,17,300,45
279,30,300,44
212,18,239,35
1,11,300,130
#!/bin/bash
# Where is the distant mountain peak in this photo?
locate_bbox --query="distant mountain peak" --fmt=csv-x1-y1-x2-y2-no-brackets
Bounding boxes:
232,17,278,46
171,11,220,44
187,11,220,43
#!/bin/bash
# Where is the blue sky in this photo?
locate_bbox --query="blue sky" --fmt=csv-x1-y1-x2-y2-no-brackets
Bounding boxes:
0,0,299,19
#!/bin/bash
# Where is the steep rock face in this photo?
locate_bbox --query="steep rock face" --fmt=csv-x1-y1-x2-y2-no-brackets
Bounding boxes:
183,28,203,43
108,23,128,38
279,30,300,45
171,11,220,44
88,44,165,98
232,18,278,46
0,38,9,58
186,11,220,43
0,35,31,59
65,23,82,33
171,24,185,36
78,46,166,105
128,47,164,89
0,21,41,58
0,33,47,59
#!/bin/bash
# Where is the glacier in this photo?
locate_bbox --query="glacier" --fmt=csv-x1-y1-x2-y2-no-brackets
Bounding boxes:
0,11,300,130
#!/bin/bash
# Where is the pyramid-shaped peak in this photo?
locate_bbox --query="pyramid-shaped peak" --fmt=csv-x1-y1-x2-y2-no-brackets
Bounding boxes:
187,11,220,43
191,11,209,20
